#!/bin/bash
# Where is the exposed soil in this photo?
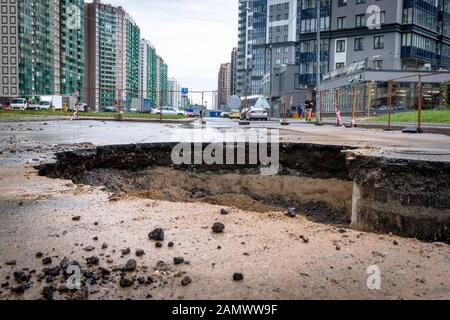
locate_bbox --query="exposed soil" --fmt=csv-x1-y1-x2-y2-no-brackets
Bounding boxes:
1,124,449,300
1,164,449,300
73,167,353,225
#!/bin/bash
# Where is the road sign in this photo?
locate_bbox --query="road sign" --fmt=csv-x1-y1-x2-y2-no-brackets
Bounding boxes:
181,88,189,95
228,95,241,109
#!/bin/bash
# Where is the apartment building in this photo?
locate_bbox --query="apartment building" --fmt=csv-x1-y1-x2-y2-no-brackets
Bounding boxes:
156,56,168,107
218,63,231,108
298,0,450,85
237,0,450,97
236,0,298,96
0,0,84,102
168,78,182,109
84,0,141,110
230,47,238,96
139,39,158,106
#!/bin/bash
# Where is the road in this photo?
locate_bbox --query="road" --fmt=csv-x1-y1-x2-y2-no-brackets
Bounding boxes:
0,119,449,300
1,117,450,162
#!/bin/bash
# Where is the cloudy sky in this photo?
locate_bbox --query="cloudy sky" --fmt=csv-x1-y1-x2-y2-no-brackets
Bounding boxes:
102,0,238,94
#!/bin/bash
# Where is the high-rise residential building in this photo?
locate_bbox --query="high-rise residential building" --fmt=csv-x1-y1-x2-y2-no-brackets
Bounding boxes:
84,0,140,110
236,0,252,96
156,56,168,107
236,0,297,96
168,77,182,108
218,63,231,108
299,0,450,87
139,39,158,106
0,0,84,101
211,91,218,109
230,47,238,96
59,0,85,99
237,0,450,97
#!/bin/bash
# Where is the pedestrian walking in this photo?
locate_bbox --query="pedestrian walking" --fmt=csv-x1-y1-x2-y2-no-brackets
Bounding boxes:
305,97,314,122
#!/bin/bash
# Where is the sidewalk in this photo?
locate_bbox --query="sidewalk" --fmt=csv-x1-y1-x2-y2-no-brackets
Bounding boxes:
283,118,450,135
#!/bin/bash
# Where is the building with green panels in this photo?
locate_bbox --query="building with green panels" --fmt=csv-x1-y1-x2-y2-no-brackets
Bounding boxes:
125,18,140,104
18,0,56,98
85,1,142,110
157,56,168,107
148,44,158,106
0,0,85,101
139,39,158,106
59,0,85,101
85,1,118,109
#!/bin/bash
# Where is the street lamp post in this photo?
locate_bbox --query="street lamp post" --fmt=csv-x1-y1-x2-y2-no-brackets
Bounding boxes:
315,0,322,125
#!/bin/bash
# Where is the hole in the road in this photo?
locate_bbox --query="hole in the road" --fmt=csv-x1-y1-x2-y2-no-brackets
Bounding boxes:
74,167,353,225
37,143,355,226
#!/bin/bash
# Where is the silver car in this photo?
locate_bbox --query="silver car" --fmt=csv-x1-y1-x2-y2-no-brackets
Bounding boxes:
244,107,268,121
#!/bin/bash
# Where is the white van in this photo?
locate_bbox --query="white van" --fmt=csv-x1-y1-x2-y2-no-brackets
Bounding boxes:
10,98,28,111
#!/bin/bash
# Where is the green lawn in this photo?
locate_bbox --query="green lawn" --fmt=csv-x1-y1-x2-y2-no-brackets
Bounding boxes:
369,109,450,124
0,110,187,120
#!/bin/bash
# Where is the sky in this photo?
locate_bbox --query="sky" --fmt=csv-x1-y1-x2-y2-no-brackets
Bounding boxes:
101,0,238,95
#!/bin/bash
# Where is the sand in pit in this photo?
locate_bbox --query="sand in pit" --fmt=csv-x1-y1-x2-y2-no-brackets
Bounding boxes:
76,167,354,224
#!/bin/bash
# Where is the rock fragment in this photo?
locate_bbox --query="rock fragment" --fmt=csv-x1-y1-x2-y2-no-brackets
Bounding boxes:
233,273,244,281
42,286,56,300
119,276,134,288
181,276,192,286
5,260,17,266
135,249,145,257
286,207,297,218
148,228,164,241
85,256,99,266
124,259,137,272
212,223,225,233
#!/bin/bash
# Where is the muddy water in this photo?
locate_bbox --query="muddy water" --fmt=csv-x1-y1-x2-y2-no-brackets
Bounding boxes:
73,167,353,225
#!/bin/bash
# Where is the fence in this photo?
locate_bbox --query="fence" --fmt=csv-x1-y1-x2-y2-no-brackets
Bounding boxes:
319,72,450,130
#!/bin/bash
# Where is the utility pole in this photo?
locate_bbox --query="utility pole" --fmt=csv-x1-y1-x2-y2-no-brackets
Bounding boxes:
315,0,322,125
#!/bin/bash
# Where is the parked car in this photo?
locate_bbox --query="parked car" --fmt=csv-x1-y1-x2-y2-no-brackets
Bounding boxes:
242,106,268,121
128,108,138,114
229,110,241,119
151,107,184,116
0,102,11,111
220,111,230,118
184,110,194,117
75,103,88,112
10,98,28,111
103,106,117,113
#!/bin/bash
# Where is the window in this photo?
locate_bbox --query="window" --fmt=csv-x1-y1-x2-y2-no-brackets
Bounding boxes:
336,40,346,53
354,38,364,51
355,14,366,27
374,36,384,49
337,17,346,29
